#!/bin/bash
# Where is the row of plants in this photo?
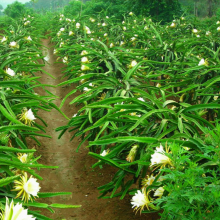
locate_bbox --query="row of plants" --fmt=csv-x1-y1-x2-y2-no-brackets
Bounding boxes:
0,14,80,220
50,12,220,219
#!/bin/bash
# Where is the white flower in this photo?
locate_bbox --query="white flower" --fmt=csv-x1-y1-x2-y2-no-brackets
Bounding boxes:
214,95,218,100
196,35,200,38
57,31,61,37
24,109,36,122
217,21,220,24
89,83,94,87
83,87,90,92
120,41,125,46
66,18,71,22
1,197,36,220
60,28,65,32
102,22,107,26
24,21,30,26
5,68,15,76
60,14,64,17
63,56,68,63
130,37,136,42
106,16,109,19
144,175,155,186
23,177,40,197
73,113,77,117
144,26,149,30
90,18,95,22
170,22,176,28
150,144,172,167
18,153,28,163
81,50,88,55
9,41,18,48
131,190,150,211
198,58,208,66
192,29,198,34
130,60,137,67
81,65,90,71
53,49,58,54
122,21,125,24
123,26,126,31
81,57,89,63
217,27,220,32
100,150,108,156
129,12,133,16
76,23,80,28
110,43,114,48
69,31,74,36
104,33,108,37
154,187,164,198
206,31,211,36
138,97,145,102
1,36,7,43
26,36,32,41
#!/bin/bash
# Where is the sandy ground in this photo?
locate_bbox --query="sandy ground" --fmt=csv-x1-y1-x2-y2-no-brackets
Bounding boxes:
32,39,160,220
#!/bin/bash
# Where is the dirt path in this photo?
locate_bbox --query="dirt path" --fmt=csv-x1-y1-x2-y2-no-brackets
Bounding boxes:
33,39,159,220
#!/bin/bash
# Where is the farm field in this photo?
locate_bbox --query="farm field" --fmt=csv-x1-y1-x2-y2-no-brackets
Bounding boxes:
1,0,220,220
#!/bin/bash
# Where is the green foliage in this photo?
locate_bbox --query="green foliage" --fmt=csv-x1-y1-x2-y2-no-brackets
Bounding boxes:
64,0,83,17
0,12,80,219
49,11,220,219
4,1,32,19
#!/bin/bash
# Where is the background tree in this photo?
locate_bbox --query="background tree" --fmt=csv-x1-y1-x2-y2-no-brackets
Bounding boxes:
4,1,27,18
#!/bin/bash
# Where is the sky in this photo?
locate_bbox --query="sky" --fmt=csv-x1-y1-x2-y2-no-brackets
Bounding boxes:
0,0,30,9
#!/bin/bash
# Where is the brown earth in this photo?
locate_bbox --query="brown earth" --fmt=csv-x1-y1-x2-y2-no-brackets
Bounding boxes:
32,39,160,220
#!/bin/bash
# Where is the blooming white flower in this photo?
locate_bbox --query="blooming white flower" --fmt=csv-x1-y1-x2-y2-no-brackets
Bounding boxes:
81,57,89,63
5,68,15,76
138,97,145,102
122,21,125,24
66,18,71,22
23,177,40,198
81,50,88,56
14,172,40,202
154,187,164,198
109,43,114,48
170,22,176,28
217,21,220,24
60,14,64,17
120,41,125,46
60,28,65,32
130,37,136,42
9,41,18,48
76,23,80,28
181,17,185,20
24,109,36,122
130,60,137,68
102,22,107,26
217,27,220,32
1,197,36,220
83,87,90,92
192,29,198,34
63,56,68,63
198,58,208,67
123,26,126,31
73,113,77,117
18,153,28,163
131,190,151,211
196,35,200,38
143,175,155,187
1,36,7,43
69,31,74,36
26,36,32,41
100,150,109,156
81,65,90,71
150,144,172,167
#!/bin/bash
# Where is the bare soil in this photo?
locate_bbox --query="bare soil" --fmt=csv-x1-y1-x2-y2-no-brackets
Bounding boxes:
32,39,160,220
